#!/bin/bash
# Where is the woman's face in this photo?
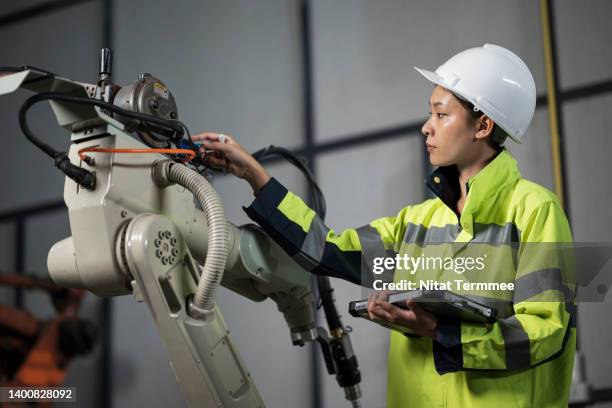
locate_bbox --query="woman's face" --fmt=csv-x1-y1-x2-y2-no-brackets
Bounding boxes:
421,85,480,167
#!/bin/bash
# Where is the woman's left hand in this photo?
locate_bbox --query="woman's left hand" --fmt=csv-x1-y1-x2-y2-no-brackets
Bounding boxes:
367,291,438,339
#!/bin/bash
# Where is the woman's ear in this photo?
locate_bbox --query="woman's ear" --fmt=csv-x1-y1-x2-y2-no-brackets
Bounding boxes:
475,115,495,140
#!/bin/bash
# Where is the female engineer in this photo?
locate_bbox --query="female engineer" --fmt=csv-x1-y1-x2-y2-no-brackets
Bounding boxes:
192,44,576,407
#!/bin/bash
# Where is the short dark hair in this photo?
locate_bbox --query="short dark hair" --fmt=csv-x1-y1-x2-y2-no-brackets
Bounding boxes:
452,92,507,150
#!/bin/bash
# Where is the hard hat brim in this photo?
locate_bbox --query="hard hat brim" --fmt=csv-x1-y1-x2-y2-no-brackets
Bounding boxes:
414,66,475,107
414,67,443,88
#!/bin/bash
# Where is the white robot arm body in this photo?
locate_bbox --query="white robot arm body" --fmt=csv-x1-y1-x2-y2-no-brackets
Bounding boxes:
1,66,317,407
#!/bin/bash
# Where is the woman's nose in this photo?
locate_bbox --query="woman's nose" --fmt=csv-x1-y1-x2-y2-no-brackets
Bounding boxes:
421,118,433,137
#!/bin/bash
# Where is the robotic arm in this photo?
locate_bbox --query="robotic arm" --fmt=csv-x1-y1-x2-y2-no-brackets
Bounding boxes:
0,49,361,407
49,143,315,407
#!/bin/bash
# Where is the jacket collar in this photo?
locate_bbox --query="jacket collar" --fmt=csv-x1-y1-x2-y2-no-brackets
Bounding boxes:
425,148,521,219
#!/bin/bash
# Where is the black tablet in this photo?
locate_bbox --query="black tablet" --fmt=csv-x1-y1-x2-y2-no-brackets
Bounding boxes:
348,290,496,336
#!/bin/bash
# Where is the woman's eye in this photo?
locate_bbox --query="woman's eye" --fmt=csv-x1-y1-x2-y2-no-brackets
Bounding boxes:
428,112,446,118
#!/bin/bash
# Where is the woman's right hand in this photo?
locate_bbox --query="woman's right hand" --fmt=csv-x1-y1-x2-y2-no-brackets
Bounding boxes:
191,132,271,194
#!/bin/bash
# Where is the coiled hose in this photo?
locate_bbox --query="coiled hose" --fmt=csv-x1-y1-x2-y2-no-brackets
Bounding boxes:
167,163,228,311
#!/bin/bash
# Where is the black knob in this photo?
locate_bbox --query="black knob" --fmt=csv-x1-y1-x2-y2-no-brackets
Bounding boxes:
99,48,112,76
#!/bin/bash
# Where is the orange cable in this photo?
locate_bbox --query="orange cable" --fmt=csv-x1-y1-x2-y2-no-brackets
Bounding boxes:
77,146,196,161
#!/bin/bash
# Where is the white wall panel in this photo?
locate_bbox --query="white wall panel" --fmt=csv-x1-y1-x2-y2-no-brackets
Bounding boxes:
113,0,303,152
563,94,612,396
555,0,612,89
507,108,554,191
0,1,102,212
312,0,546,141
564,93,612,241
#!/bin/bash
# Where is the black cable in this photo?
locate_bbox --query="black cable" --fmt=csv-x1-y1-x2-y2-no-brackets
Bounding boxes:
252,145,326,218
19,91,188,158
316,275,342,331
18,92,188,189
171,119,199,153
19,93,184,160
170,119,192,142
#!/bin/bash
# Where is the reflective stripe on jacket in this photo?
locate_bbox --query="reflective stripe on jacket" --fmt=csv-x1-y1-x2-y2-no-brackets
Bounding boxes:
244,149,575,407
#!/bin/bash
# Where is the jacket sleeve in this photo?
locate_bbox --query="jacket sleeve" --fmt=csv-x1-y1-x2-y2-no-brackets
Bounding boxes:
433,201,576,373
243,177,407,286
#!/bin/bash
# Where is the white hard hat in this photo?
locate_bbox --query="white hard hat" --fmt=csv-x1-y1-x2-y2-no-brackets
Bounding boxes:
415,44,536,143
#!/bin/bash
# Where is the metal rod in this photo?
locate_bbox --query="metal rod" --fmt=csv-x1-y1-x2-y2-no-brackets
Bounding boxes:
540,0,570,217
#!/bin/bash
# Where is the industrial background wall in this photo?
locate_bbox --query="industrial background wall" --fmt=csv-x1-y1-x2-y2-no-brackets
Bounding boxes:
0,1,611,407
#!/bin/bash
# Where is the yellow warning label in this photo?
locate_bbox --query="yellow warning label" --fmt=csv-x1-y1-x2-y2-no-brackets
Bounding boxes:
153,82,169,99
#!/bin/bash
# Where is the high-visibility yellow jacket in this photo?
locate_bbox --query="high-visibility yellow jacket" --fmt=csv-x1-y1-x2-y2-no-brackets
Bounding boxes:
245,148,576,407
